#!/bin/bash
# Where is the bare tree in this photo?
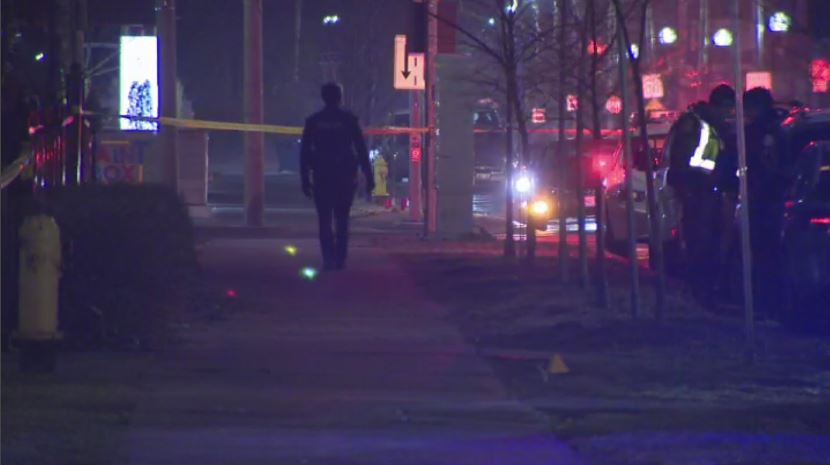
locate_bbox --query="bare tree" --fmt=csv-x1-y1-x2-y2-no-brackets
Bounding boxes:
612,0,666,320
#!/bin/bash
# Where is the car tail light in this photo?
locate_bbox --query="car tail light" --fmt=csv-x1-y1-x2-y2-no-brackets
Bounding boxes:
810,217,830,225
593,155,613,177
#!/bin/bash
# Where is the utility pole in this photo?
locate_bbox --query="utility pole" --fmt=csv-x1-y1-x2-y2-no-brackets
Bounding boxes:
243,0,265,227
293,0,303,82
732,0,755,359
157,0,178,188
424,0,438,236
699,0,709,98
410,91,423,222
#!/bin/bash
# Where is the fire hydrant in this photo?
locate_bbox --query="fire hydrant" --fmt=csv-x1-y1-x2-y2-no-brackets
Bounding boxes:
372,156,389,199
16,214,62,373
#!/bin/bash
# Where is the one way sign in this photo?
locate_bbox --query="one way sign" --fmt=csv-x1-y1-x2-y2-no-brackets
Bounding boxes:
394,35,425,90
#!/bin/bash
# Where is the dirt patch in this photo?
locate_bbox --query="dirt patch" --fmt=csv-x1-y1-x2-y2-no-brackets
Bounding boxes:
392,242,830,439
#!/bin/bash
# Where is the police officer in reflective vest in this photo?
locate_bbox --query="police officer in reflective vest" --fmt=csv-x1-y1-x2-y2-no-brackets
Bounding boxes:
300,83,374,271
666,84,736,300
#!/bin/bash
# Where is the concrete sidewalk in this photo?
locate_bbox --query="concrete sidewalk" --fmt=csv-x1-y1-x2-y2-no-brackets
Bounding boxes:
122,236,581,464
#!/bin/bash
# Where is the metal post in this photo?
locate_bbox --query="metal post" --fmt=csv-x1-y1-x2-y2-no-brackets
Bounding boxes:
410,91,422,222
755,0,764,67
244,0,265,227
424,0,438,235
733,0,755,356
617,23,641,318
699,0,709,97
157,0,178,189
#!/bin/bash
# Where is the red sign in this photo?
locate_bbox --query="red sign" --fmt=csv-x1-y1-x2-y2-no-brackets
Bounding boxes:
811,59,830,93
410,147,422,162
642,74,664,99
605,96,622,114
531,107,546,124
746,71,772,91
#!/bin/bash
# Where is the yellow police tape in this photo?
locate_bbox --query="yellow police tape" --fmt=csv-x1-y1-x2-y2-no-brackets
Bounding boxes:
119,114,430,136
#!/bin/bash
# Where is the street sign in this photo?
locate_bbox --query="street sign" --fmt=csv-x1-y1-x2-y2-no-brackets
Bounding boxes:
746,71,772,91
605,95,622,114
394,35,425,90
566,95,578,112
531,107,546,124
642,73,664,99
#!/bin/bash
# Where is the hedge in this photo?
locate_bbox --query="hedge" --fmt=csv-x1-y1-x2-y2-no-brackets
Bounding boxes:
37,184,198,350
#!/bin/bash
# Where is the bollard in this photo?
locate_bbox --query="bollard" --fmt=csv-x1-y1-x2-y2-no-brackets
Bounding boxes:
15,215,62,373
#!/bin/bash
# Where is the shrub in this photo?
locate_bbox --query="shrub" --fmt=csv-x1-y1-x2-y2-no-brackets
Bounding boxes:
40,184,198,349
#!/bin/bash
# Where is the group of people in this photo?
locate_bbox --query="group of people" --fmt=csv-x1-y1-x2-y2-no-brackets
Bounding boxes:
667,83,787,313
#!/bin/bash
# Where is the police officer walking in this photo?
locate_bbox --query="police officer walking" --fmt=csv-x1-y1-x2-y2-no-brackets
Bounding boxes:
300,83,374,271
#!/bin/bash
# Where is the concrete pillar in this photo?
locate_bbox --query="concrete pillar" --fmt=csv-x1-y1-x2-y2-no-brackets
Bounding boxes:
435,55,474,238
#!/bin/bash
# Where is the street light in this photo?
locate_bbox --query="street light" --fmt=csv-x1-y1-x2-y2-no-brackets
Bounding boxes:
629,44,640,59
487,17,496,27
658,27,677,45
769,11,792,33
713,28,734,47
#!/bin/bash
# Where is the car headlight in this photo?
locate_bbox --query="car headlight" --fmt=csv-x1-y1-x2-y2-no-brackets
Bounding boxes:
529,199,551,217
514,175,533,193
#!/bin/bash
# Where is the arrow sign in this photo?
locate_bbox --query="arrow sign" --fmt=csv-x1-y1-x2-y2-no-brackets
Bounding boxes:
394,35,424,90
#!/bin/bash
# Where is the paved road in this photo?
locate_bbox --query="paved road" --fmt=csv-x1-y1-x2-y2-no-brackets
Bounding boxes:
123,217,583,464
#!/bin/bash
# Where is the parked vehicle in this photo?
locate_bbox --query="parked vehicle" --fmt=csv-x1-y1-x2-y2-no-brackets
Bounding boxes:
602,114,682,263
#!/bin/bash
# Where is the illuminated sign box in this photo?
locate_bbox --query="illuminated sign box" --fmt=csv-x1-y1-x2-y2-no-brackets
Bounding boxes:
120,36,158,131
746,71,773,91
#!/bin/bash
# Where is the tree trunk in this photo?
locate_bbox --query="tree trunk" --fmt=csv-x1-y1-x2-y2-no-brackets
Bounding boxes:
504,82,516,258
589,0,610,307
615,3,642,318
557,0,569,282
618,0,666,320
575,1,590,288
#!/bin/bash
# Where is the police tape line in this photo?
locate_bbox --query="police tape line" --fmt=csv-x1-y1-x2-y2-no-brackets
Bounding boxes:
118,114,431,136
32,111,625,138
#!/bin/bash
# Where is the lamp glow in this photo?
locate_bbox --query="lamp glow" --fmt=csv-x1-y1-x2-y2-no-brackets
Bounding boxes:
712,28,733,47
769,11,791,32
658,27,677,45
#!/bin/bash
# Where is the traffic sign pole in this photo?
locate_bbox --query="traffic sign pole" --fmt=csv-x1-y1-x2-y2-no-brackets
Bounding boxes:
410,91,422,221
424,0,438,236
733,0,756,358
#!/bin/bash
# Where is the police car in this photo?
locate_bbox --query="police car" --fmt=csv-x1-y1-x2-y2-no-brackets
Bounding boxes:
602,111,683,264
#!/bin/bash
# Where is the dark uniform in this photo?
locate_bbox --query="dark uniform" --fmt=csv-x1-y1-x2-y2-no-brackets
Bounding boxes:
743,89,786,317
300,105,373,270
666,102,731,299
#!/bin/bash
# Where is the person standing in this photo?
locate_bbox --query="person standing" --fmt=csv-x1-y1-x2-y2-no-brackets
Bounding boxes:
666,84,736,302
742,87,785,317
300,83,374,271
